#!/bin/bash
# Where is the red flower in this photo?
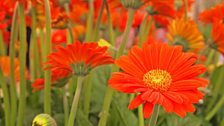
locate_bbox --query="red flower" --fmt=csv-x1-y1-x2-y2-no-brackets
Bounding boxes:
32,68,71,92
199,3,224,23
51,29,67,45
46,41,114,76
109,42,208,118
211,21,224,55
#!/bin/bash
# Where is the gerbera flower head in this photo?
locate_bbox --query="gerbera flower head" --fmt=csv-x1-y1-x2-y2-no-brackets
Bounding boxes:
46,41,114,76
199,3,224,24
167,17,205,52
211,20,224,55
109,42,208,118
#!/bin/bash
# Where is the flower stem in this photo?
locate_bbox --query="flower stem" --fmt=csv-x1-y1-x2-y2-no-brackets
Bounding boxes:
9,3,19,126
64,3,74,44
0,31,6,56
67,76,84,126
83,74,93,116
138,15,153,47
17,3,27,126
206,94,224,121
98,8,135,126
117,8,135,57
85,0,94,41
0,68,10,126
30,8,38,81
207,64,224,111
63,86,69,126
93,0,105,41
148,104,160,126
138,105,144,126
43,0,52,115
104,0,115,46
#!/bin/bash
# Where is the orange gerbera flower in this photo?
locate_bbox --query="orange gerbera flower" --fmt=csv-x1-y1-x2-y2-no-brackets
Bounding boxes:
167,17,205,52
109,42,208,118
32,68,71,92
46,41,114,76
0,56,29,81
199,3,224,24
211,21,224,55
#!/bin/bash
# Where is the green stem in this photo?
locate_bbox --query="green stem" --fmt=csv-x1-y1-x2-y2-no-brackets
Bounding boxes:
142,18,153,45
104,0,115,46
148,104,160,126
83,74,93,116
138,15,147,46
138,15,152,47
207,66,224,111
9,3,19,126
0,31,6,56
117,9,135,57
85,0,94,41
93,0,105,41
63,86,69,126
64,3,74,44
43,0,52,115
17,3,27,126
68,76,77,105
206,94,224,121
205,49,215,67
30,8,38,81
0,68,10,126
67,76,85,126
98,8,135,126
138,105,144,126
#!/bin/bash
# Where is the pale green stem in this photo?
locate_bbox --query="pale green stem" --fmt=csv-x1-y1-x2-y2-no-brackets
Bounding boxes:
9,3,19,126
138,15,153,47
141,18,153,45
43,0,52,115
67,76,85,126
93,0,105,41
138,105,144,126
98,8,135,126
63,86,69,126
64,3,74,44
206,94,224,121
104,0,115,46
30,8,38,81
207,59,224,111
17,3,27,126
0,68,10,126
83,74,93,116
0,31,6,56
68,76,77,105
85,0,94,41
148,104,160,126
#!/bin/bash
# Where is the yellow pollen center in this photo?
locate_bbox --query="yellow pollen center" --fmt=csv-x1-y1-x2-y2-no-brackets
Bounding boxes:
143,69,172,91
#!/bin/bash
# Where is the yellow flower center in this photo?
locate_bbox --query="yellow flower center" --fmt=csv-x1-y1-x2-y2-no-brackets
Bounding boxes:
143,69,172,91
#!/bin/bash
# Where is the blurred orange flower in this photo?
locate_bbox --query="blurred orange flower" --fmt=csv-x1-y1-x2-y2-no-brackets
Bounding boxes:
0,56,29,81
109,42,208,118
167,17,205,52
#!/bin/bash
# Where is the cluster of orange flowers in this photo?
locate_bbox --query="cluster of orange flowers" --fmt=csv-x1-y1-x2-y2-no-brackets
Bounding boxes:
1,0,224,121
